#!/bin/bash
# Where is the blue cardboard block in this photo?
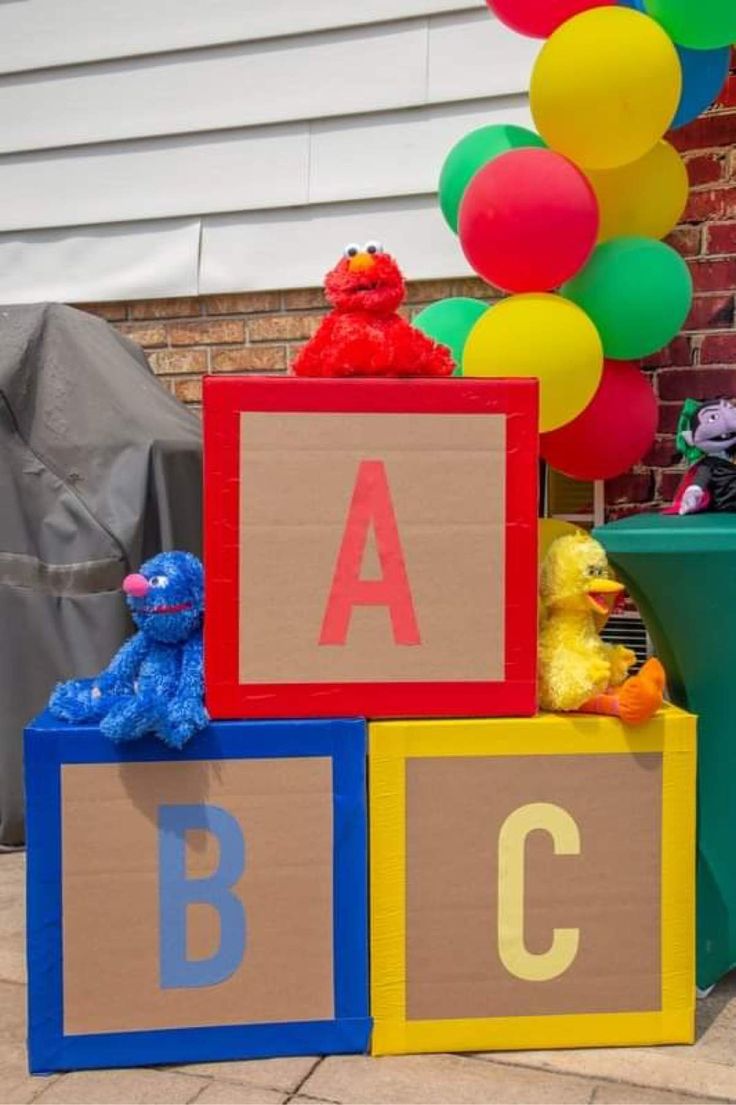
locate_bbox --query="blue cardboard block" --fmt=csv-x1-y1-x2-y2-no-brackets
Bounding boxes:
25,713,370,1073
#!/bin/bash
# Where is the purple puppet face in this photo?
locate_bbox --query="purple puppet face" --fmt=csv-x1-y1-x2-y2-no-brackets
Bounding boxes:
682,400,736,457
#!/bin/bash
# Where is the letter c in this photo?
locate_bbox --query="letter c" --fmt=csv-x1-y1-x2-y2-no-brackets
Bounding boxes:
497,802,580,982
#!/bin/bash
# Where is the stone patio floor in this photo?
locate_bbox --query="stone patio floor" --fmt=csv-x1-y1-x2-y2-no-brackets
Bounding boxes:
3,851,736,1105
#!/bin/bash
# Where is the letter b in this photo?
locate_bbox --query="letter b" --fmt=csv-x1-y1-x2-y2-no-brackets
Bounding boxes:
158,804,246,989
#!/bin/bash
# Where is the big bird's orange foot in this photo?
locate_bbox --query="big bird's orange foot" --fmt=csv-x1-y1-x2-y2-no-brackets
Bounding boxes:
579,658,666,725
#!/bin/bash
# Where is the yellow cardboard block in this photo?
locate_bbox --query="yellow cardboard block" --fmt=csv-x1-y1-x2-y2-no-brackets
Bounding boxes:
370,708,696,1055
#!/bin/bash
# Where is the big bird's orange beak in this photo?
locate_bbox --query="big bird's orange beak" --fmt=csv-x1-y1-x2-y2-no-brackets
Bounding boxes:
585,577,624,616
348,252,376,273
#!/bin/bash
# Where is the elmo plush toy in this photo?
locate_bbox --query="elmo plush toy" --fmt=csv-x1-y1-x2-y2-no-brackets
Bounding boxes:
292,242,454,378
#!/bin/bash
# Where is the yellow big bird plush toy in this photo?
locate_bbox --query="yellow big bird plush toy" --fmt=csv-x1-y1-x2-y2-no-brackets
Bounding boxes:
539,533,665,724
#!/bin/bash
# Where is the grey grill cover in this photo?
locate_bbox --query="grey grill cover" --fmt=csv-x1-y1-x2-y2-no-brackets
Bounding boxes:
0,304,202,846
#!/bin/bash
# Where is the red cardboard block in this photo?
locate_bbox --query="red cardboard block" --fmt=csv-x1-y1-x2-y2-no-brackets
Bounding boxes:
204,377,538,719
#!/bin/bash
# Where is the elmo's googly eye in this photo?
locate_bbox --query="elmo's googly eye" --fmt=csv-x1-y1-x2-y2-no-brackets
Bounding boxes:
149,574,169,588
343,243,361,258
365,240,383,255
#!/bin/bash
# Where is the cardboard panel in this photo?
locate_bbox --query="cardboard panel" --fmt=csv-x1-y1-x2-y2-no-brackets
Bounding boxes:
61,758,334,1034
370,709,696,1054
24,714,370,1072
406,754,661,1020
204,376,538,719
238,411,505,684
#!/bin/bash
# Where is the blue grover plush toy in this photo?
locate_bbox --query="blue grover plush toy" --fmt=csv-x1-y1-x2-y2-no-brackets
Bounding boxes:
49,551,208,749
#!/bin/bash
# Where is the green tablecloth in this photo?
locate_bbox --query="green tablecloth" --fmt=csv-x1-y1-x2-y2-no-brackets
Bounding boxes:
595,512,736,989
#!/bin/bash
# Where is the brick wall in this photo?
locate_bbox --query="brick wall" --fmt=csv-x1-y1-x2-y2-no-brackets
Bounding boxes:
644,60,736,517
77,277,496,404
77,55,736,519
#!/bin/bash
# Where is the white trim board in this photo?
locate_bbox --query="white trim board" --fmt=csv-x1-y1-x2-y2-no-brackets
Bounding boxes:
0,1,485,76
0,97,530,232
0,196,478,304
0,13,535,155
199,195,474,294
0,219,200,303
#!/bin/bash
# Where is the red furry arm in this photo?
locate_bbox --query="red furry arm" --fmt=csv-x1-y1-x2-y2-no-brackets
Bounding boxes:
404,325,455,377
291,318,334,377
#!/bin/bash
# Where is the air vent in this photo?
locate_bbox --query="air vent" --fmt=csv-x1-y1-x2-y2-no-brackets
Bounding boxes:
600,613,651,673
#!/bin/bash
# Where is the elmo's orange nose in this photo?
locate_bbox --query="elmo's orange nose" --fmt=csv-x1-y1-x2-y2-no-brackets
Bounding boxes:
348,252,375,273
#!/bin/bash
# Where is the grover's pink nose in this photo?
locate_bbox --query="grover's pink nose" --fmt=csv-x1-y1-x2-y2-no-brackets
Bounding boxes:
123,573,150,598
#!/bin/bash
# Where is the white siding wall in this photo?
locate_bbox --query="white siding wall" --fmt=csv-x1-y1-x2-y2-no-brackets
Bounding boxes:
0,1,535,303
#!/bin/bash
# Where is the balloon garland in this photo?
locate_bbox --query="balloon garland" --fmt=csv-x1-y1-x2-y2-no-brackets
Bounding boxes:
421,0,734,481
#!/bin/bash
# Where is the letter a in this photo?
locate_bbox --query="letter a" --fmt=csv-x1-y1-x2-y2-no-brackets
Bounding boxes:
319,459,420,646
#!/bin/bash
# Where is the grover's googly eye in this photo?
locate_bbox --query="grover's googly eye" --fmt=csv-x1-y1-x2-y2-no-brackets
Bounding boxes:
343,243,361,258
364,240,383,255
149,574,169,588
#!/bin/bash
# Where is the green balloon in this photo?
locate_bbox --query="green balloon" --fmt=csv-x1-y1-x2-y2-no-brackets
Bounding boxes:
561,237,693,361
644,0,736,50
413,298,489,375
439,125,546,234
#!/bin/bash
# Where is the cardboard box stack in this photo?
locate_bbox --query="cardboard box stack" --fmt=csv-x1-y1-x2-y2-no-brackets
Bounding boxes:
24,375,696,1073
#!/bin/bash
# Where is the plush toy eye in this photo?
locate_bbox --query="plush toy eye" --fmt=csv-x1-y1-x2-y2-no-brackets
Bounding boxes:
343,243,361,258
587,564,605,578
364,240,383,255
149,574,169,588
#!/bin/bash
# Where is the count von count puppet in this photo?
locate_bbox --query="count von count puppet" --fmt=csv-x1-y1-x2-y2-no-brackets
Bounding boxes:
665,398,736,515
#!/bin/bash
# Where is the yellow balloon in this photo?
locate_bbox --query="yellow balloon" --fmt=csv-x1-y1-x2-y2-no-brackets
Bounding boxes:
462,295,603,433
538,519,582,566
530,7,681,170
586,141,688,242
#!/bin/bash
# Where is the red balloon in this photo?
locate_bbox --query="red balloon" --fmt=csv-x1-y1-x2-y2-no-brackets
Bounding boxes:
541,360,657,480
458,147,599,294
486,0,618,38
